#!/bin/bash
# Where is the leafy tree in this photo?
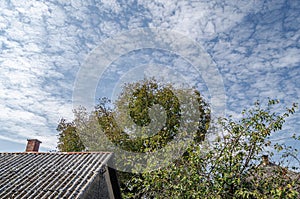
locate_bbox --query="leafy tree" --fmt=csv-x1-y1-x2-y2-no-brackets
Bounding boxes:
95,78,210,153
57,78,210,195
57,78,300,198
125,100,300,198
57,118,85,152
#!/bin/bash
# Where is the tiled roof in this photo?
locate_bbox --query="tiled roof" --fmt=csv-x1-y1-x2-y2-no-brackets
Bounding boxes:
0,152,113,199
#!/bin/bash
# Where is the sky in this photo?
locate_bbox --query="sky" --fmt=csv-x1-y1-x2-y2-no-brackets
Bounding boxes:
0,0,299,164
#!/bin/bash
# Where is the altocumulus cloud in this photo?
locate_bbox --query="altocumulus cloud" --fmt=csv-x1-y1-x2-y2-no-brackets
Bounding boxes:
0,0,299,156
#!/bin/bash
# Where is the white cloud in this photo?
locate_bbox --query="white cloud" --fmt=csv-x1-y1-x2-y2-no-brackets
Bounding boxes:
0,0,299,152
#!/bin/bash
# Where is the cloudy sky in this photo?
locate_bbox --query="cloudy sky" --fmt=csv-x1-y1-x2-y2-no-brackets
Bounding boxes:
0,0,299,161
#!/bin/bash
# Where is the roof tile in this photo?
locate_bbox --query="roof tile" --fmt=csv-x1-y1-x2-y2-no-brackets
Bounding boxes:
0,152,113,199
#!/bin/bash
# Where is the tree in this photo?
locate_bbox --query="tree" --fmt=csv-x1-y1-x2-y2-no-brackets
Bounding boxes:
94,78,210,153
57,78,300,198
57,118,85,152
125,100,300,198
58,78,210,196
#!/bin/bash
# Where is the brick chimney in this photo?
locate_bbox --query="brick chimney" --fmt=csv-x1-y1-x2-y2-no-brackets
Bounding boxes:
262,155,269,166
26,139,42,152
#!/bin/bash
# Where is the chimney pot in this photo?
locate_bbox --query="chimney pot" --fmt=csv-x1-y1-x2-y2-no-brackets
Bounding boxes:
26,139,42,152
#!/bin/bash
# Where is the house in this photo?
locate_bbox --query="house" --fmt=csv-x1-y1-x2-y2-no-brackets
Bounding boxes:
259,155,300,181
0,139,122,199
247,155,300,195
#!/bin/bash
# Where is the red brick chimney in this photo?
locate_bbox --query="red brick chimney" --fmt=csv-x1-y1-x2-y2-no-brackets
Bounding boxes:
26,139,42,152
262,155,270,166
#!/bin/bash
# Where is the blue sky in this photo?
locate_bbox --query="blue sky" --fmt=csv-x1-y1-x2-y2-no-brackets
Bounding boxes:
0,0,299,162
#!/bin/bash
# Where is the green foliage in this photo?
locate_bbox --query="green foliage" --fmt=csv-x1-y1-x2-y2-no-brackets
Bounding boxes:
56,78,300,198
56,118,85,152
92,79,210,196
124,100,299,198
97,78,210,153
